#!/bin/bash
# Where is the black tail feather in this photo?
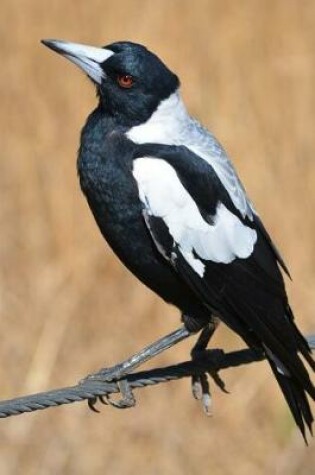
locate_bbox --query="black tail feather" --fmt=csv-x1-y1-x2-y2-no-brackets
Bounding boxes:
286,306,315,372
174,247,315,439
236,298,315,401
268,357,314,443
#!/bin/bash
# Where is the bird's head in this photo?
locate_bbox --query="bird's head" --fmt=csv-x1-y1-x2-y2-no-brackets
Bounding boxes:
41,39,180,126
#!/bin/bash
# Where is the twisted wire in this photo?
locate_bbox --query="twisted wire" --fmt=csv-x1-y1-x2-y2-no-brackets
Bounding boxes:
0,336,313,418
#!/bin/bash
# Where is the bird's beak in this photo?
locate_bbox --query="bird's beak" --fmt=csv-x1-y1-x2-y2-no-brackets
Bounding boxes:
41,39,114,85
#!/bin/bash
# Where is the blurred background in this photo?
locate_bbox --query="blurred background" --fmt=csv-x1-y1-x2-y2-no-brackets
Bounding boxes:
0,1,314,474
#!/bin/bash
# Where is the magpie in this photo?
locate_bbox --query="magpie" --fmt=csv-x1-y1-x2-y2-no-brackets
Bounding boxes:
42,39,315,439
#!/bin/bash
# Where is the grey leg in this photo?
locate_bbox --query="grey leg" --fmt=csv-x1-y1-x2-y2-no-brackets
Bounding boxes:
82,326,194,411
83,326,192,383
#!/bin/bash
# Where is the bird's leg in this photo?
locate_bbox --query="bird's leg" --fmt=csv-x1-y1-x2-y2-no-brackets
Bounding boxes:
81,326,193,410
190,317,225,415
83,326,192,382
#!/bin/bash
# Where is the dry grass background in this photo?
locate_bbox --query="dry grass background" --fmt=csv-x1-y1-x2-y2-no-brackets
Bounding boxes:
0,0,314,474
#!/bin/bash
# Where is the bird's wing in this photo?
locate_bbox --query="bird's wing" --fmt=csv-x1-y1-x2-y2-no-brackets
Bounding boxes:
186,131,291,277
186,119,255,221
133,143,288,282
132,144,289,310
132,145,315,436
133,145,313,362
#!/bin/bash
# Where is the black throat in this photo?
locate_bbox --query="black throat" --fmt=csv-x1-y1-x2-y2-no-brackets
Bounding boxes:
78,106,134,192
77,106,141,236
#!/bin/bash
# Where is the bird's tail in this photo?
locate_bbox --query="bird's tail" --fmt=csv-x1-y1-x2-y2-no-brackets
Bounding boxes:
265,339,315,443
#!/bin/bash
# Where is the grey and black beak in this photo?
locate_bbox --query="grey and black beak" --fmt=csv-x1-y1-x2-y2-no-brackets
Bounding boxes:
41,39,114,85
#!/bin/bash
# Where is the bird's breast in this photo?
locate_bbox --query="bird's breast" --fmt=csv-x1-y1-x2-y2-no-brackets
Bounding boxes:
78,121,152,260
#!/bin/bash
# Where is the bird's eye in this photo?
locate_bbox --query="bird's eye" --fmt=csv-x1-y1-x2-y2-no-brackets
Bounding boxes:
117,74,134,89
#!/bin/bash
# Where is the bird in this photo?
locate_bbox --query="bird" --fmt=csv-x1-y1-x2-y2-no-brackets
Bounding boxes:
42,38,315,440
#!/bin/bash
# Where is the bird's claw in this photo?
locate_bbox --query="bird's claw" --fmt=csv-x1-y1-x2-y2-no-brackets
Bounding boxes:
87,379,136,412
88,396,101,413
191,347,228,414
192,373,213,415
104,379,136,409
208,367,229,394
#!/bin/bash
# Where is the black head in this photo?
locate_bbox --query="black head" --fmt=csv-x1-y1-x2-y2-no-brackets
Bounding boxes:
41,39,179,126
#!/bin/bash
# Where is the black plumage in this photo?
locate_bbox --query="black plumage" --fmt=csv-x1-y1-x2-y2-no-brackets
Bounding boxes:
42,38,314,439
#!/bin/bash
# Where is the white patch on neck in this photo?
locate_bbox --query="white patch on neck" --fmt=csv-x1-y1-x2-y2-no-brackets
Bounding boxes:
127,91,254,220
133,157,257,277
127,91,187,145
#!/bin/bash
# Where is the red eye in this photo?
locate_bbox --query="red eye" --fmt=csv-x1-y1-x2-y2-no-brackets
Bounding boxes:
117,74,134,89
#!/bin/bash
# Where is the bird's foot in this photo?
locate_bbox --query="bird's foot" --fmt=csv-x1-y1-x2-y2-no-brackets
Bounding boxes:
87,378,136,412
191,348,229,415
80,326,192,412
191,371,212,415
190,322,227,415
81,363,137,412
190,326,213,415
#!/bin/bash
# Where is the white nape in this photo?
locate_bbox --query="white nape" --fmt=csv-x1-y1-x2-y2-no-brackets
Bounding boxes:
127,91,188,145
127,91,254,220
133,158,257,277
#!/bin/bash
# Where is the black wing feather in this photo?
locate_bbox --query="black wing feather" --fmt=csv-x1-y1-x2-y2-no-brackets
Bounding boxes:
254,214,291,279
135,145,315,437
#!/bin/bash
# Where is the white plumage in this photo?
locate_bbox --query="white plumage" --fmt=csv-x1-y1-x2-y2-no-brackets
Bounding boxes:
127,91,255,220
133,157,257,276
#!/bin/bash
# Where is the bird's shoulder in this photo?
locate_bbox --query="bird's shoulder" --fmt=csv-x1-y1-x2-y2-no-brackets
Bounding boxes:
126,93,254,220
131,145,289,294
132,142,249,225
185,118,255,220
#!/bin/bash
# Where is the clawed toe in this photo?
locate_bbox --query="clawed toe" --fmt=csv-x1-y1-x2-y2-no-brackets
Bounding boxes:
192,374,203,400
208,367,229,394
190,322,227,415
99,395,109,405
88,397,101,413
104,380,136,409
87,379,136,412
192,373,212,415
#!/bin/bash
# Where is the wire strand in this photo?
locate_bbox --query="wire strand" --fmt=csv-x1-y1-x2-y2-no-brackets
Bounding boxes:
0,336,313,418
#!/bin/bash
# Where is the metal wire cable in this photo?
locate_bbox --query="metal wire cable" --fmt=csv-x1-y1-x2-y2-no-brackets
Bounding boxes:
0,335,313,418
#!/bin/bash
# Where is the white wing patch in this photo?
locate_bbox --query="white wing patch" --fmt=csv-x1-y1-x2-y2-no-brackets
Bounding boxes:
133,157,257,277
127,91,255,220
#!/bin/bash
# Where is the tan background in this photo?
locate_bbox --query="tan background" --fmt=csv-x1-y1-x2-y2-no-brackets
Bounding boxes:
0,1,314,474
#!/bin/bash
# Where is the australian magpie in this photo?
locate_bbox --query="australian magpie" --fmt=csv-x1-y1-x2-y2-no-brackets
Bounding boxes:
42,39,315,439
